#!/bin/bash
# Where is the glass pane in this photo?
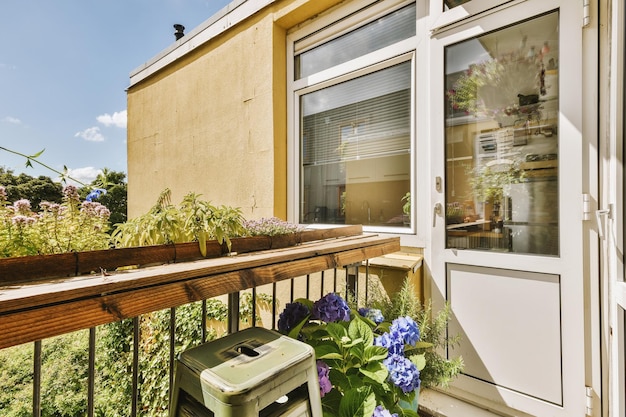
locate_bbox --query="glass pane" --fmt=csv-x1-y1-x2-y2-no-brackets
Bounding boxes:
444,0,472,11
295,4,416,79
300,62,411,227
444,11,559,255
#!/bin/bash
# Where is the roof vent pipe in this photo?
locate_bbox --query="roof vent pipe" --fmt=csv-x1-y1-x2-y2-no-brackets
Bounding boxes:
174,24,185,40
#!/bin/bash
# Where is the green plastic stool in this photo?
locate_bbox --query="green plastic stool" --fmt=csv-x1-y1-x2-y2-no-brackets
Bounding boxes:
170,327,322,417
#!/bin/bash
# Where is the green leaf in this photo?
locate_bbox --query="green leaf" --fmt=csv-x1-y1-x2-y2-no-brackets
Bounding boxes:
287,314,310,339
348,315,374,346
326,322,348,342
198,232,207,257
359,361,388,384
409,353,427,372
315,343,343,360
364,345,388,363
338,387,376,417
29,149,45,158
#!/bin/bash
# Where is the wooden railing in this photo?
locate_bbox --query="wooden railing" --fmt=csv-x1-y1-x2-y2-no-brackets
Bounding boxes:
0,226,400,416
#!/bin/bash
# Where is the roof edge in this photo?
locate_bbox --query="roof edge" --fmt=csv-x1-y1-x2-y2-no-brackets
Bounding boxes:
128,0,276,88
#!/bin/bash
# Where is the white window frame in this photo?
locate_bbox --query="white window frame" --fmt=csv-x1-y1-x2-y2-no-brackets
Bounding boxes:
430,0,523,34
286,0,418,233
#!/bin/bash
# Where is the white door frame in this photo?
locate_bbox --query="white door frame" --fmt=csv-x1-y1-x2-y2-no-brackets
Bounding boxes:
427,1,592,416
601,1,626,416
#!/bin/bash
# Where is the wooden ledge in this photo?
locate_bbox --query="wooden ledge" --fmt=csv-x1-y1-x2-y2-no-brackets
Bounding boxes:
0,232,399,349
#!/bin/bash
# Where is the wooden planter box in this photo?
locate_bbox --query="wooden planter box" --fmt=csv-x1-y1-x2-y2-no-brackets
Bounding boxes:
0,225,364,286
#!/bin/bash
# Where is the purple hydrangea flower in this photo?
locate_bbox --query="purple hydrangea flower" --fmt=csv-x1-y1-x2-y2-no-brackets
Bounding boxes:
374,332,404,355
383,354,421,394
311,293,350,323
390,316,420,346
358,307,385,324
277,301,310,333
372,405,398,417
316,360,332,397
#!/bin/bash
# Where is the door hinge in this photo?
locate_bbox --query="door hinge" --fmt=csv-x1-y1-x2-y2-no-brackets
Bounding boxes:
585,386,593,416
583,193,591,221
583,0,591,27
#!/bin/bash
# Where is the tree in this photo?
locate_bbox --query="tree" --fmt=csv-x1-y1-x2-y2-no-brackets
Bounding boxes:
83,169,128,226
0,168,63,210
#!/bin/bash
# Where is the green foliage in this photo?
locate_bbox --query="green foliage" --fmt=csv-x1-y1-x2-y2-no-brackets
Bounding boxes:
112,189,246,255
0,184,111,257
82,168,128,226
0,292,275,417
287,297,421,417
0,167,63,210
401,192,411,215
374,280,464,389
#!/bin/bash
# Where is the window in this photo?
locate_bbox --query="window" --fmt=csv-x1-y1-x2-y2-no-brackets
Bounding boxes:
444,11,560,255
290,2,416,230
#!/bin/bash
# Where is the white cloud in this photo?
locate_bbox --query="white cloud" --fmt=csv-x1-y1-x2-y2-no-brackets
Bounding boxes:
59,166,102,186
97,110,127,128
2,116,21,124
75,126,105,142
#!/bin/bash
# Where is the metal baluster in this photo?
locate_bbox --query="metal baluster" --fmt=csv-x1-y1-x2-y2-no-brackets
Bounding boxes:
132,317,140,417
320,270,325,298
228,292,240,334
33,340,42,417
251,288,257,327
88,328,96,417
201,300,207,344
305,274,310,300
272,283,277,329
169,307,176,400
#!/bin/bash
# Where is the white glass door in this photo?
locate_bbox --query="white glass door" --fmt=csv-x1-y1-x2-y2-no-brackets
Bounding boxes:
429,1,587,416
605,2,626,416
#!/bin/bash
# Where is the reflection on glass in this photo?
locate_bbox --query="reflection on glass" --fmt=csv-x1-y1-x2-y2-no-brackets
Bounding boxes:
444,0,472,11
300,63,411,227
295,4,416,79
444,11,559,255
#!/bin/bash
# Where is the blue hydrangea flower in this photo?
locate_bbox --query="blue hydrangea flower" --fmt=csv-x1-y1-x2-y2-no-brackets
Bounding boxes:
383,353,421,394
316,360,332,397
374,331,404,355
311,293,350,323
372,405,398,417
86,188,107,202
390,316,420,346
358,307,385,324
277,302,310,333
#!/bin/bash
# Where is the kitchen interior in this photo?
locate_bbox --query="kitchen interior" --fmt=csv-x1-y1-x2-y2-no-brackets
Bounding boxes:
444,11,559,256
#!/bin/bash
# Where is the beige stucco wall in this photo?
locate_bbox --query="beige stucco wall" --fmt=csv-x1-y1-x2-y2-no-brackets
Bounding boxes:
126,0,344,220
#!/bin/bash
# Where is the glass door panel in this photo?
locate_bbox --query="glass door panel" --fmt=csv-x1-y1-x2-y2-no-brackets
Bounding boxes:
444,11,559,255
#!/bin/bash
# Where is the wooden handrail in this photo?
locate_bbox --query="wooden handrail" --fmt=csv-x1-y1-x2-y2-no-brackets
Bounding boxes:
0,231,399,349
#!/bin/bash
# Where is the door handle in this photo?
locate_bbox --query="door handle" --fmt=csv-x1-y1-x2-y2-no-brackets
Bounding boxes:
433,202,442,227
595,204,613,240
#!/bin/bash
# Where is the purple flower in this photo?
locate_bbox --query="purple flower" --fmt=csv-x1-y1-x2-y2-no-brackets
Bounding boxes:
374,332,404,355
316,360,332,397
383,354,421,394
390,316,420,346
311,293,350,323
372,405,398,417
63,185,79,202
277,302,310,333
358,307,384,324
0,186,7,203
13,199,31,214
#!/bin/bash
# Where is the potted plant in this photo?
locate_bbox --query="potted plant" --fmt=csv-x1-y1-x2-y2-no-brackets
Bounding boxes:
277,283,463,417
401,192,411,226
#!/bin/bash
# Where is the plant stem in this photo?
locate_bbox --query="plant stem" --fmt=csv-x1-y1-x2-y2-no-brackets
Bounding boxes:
0,146,87,187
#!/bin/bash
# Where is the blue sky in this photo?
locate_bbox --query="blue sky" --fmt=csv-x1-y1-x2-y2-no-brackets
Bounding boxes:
0,0,231,185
